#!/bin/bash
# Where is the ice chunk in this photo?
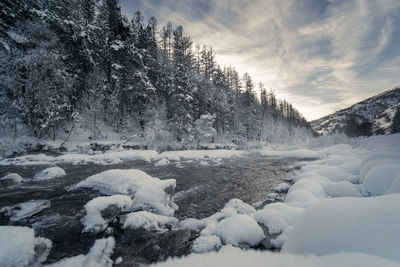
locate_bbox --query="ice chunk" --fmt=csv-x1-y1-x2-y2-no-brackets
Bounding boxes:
83,195,132,232
33,167,66,180
282,194,400,262
121,211,178,231
0,226,52,266
1,199,50,221
49,237,115,267
192,235,222,253
214,214,264,246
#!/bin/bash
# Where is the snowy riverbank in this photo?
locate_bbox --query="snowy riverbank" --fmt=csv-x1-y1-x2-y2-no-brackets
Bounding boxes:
154,133,400,266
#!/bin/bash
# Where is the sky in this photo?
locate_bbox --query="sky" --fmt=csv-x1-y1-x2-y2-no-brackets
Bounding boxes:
120,0,400,120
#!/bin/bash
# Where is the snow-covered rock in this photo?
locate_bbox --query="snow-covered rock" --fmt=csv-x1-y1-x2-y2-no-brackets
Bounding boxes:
121,211,178,231
0,226,52,266
74,169,177,217
154,158,170,166
33,167,66,180
83,195,132,232
223,199,256,215
192,235,222,253
49,237,115,267
0,173,23,186
214,214,265,246
274,182,290,193
1,199,50,221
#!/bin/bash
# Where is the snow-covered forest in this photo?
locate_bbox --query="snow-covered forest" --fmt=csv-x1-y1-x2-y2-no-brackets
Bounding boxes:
0,0,313,154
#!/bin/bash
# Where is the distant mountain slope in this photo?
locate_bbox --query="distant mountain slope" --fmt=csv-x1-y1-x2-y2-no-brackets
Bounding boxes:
311,86,400,136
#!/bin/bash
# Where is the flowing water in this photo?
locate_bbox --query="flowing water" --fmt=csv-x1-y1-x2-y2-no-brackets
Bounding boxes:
0,153,299,264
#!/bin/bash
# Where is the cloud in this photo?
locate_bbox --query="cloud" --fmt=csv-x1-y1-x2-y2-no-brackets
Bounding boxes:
121,0,400,120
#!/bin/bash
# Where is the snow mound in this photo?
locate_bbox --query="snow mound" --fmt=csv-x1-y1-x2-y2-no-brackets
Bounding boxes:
73,169,177,216
153,248,399,267
282,194,400,262
0,173,23,183
154,158,170,166
274,182,290,193
121,211,178,231
83,195,132,232
223,199,256,215
33,167,66,180
362,164,400,195
1,199,50,221
214,214,265,246
192,235,222,253
0,226,52,266
49,237,115,267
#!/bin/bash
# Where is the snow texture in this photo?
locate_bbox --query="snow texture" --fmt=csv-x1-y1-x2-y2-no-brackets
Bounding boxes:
0,226,52,266
192,235,222,253
73,169,177,216
153,247,399,267
122,211,178,231
83,195,132,232
214,214,265,246
1,199,50,221
34,167,66,180
49,237,115,267
0,173,23,183
282,194,400,262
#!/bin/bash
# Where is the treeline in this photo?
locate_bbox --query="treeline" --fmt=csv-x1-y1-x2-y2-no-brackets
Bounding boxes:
0,0,313,147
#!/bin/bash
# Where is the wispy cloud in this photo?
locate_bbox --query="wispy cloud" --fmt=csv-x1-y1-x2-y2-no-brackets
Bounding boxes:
121,0,400,120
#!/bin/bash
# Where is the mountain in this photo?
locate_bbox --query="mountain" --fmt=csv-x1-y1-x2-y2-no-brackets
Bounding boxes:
311,86,400,136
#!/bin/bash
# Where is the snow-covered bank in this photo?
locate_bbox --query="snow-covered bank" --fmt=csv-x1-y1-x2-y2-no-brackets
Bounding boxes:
153,246,399,267
162,133,400,265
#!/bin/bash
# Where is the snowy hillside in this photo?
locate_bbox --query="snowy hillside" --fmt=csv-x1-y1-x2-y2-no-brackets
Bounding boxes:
311,86,400,136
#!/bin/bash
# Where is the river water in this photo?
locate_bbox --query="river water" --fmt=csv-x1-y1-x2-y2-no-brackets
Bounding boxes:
0,153,299,264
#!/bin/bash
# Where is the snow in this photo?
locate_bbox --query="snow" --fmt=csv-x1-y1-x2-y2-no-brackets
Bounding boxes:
223,199,256,215
154,158,170,166
0,173,23,183
192,235,222,253
74,169,177,216
121,211,178,231
153,248,399,267
0,150,158,166
1,199,50,221
214,214,265,246
282,194,400,262
49,237,115,267
0,226,52,266
83,195,132,232
274,182,290,193
33,167,66,180
156,150,247,162
362,164,400,195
